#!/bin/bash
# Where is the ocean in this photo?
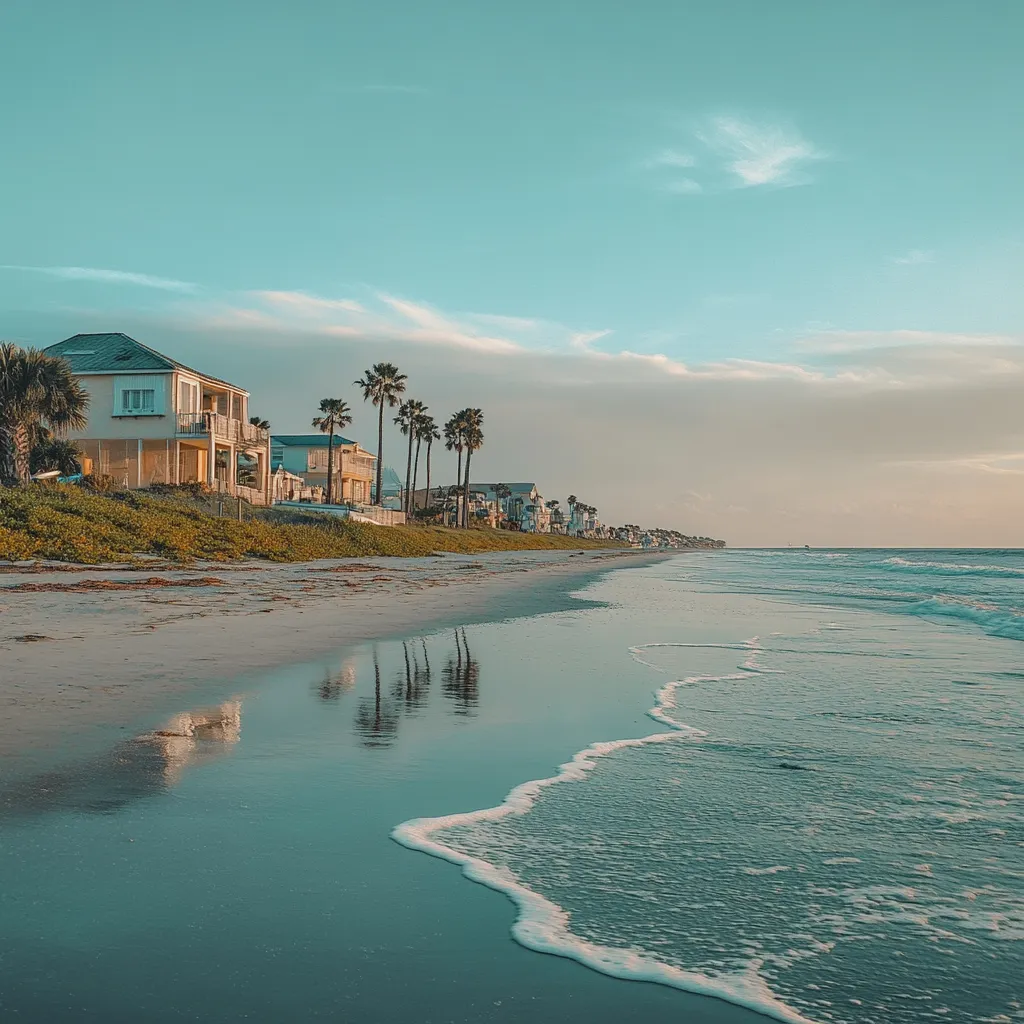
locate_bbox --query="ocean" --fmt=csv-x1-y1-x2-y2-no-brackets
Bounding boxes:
1,550,1020,1023
398,550,1024,1024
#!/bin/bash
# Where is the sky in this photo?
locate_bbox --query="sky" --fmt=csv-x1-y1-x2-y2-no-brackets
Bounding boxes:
2,0,1023,546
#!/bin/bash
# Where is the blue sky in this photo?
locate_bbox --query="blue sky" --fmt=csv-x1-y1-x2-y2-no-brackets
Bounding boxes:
2,1,1023,543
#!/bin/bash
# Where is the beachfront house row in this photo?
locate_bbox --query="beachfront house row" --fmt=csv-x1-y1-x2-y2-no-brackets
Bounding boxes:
473,483,553,532
270,435,376,505
42,333,271,504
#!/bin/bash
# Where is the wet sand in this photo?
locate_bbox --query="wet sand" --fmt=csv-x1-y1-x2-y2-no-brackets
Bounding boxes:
0,549,664,775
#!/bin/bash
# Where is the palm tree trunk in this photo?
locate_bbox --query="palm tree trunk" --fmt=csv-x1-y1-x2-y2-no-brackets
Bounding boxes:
425,440,432,514
455,449,462,527
376,403,384,505
0,426,15,486
462,447,472,528
405,429,414,514
412,435,422,513
13,423,31,486
325,430,335,503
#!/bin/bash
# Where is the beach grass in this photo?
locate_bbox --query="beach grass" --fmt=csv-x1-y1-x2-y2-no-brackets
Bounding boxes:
0,485,618,564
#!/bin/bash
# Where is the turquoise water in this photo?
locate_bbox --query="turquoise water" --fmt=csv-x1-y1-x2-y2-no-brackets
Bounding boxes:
399,551,1024,1023
1,552,1021,1022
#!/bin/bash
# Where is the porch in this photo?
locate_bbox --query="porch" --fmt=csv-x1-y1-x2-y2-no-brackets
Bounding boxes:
77,437,271,505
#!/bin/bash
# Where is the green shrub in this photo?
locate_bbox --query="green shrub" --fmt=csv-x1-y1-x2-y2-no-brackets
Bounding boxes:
0,486,618,564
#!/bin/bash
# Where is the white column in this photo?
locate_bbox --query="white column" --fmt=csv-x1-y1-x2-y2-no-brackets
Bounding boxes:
137,439,143,488
207,415,216,486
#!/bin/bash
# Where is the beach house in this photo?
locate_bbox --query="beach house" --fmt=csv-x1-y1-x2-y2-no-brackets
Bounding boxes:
42,333,271,503
472,483,551,531
270,434,376,504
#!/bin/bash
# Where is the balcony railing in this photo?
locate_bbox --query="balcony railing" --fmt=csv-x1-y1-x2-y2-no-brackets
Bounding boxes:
176,412,269,446
176,412,208,437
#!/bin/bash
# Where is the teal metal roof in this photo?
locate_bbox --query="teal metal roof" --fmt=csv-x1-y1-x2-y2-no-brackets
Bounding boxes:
271,434,358,448
43,333,245,391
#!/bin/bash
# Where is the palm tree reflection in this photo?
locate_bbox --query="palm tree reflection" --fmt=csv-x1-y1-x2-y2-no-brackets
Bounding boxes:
354,647,399,747
393,639,431,711
442,628,480,715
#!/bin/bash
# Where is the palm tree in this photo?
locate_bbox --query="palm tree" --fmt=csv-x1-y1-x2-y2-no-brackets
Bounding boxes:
422,416,441,514
394,399,425,513
30,437,83,478
311,398,352,504
444,413,466,522
442,484,460,526
354,363,407,505
411,408,432,513
0,343,89,486
494,483,512,526
248,415,270,431
460,408,484,528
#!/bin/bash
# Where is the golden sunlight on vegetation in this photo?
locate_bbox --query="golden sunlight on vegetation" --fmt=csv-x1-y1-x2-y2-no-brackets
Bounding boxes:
0,486,619,564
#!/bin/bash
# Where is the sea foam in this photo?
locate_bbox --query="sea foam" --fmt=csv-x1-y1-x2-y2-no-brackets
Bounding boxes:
393,638,819,1024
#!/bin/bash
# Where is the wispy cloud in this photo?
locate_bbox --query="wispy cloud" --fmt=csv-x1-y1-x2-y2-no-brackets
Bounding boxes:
256,290,365,315
698,116,826,188
795,329,1020,354
116,281,1024,393
1,264,197,292
643,115,826,195
889,249,935,266
886,452,1024,476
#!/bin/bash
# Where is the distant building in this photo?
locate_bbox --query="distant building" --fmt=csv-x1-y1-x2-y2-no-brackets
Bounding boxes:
42,332,271,504
270,465,318,504
371,465,404,509
270,434,375,504
470,483,554,531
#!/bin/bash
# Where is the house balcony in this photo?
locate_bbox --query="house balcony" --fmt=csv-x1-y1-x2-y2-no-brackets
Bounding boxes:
176,412,270,448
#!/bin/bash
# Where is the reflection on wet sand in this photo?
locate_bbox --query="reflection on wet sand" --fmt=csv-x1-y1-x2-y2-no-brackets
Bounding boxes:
395,639,431,711
442,629,480,715
0,702,242,818
318,661,357,701
354,648,400,747
348,630,481,746
146,702,242,785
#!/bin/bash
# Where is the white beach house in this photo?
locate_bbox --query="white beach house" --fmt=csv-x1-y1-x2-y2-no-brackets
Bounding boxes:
42,332,271,504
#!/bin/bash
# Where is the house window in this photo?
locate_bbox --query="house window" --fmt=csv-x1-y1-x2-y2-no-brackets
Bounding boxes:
121,388,156,414
178,380,199,414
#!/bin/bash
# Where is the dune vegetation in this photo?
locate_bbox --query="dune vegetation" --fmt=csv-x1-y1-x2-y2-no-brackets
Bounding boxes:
0,485,618,564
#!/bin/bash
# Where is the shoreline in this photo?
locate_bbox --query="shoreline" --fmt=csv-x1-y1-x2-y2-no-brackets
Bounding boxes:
392,634,813,1024
0,548,670,780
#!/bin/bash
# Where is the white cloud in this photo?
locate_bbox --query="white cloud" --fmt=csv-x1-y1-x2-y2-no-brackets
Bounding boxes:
886,452,1024,476
795,329,1020,354
889,249,935,266
1,264,197,292
698,116,826,188
257,290,365,315
189,289,1024,394
643,115,826,195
